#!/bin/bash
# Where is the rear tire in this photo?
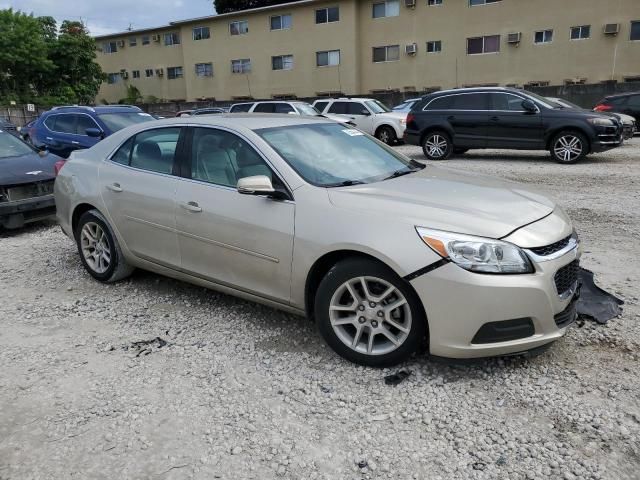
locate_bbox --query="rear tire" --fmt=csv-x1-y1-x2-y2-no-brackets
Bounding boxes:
315,258,426,367
376,125,397,145
421,131,453,160
75,209,134,283
550,131,588,164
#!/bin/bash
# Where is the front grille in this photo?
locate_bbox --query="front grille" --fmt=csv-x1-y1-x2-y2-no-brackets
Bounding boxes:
554,259,580,297
6,181,54,202
554,297,578,329
530,235,572,257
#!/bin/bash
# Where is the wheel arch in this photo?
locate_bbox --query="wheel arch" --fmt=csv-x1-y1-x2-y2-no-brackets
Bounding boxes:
71,203,101,237
545,126,592,152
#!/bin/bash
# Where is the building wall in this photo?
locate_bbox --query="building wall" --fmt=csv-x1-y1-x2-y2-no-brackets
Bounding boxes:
95,0,640,103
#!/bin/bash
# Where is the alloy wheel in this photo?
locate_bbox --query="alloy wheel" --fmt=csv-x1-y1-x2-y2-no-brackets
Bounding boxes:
554,135,583,163
378,127,392,144
425,134,448,158
80,222,112,274
329,276,412,356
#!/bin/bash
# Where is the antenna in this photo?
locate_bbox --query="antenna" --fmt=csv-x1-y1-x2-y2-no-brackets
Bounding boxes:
127,23,133,31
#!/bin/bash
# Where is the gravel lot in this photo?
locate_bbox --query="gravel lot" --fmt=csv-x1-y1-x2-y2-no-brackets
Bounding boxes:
1,139,639,480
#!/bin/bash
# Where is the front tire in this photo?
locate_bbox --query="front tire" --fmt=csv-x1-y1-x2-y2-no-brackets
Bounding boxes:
550,131,588,164
75,209,134,283
315,258,426,367
376,125,397,145
422,131,453,160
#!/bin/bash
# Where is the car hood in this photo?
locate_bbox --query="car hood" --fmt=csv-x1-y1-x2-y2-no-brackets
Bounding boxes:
327,166,556,239
377,111,407,121
0,152,59,185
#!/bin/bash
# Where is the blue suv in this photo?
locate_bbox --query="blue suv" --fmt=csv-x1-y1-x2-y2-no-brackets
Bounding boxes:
31,105,155,158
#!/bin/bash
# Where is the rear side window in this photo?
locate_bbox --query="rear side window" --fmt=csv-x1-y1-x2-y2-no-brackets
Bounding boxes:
608,97,628,107
626,95,640,108
314,101,329,112
253,103,275,113
111,138,135,165
230,103,254,112
424,96,455,110
127,128,181,174
327,101,349,114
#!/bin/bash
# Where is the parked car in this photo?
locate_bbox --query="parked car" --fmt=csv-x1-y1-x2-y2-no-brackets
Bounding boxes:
18,119,37,143
391,98,421,113
0,130,63,229
229,100,351,125
312,98,407,144
0,117,20,138
55,115,580,366
547,97,636,140
192,107,226,116
594,92,640,126
31,105,155,158
405,87,623,164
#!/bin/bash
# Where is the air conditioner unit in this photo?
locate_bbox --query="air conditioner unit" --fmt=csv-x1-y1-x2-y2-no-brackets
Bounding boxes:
603,23,620,35
121,71,129,79
155,68,164,76
117,40,125,48
152,34,161,42
405,43,418,55
405,0,416,8
507,32,522,44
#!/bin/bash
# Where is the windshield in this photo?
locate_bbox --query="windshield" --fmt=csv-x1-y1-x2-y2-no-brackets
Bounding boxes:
392,101,414,112
0,132,34,158
365,100,391,114
294,103,320,116
257,123,419,187
547,97,582,110
98,112,155,132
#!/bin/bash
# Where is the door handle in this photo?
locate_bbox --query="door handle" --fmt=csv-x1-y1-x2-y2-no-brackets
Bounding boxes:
71,141,80,145
180,201,202,213
490,116,500,121
106,183,123,193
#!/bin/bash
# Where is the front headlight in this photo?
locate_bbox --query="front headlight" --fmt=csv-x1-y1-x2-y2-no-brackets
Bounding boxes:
587,117,615,127
416,227,533,274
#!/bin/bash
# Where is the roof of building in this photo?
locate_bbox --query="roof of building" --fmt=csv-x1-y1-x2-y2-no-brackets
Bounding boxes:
94,0,323,39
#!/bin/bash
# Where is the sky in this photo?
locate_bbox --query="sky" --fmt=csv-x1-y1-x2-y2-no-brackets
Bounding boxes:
1,0,216,36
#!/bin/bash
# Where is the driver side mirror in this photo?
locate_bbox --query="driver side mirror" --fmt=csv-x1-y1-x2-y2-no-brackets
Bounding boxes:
522,99,538,113
86,127,104,138
237,175,289,200
360,109,371,116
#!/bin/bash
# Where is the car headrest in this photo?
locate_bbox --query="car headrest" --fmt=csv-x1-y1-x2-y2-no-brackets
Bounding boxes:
137,141,161,160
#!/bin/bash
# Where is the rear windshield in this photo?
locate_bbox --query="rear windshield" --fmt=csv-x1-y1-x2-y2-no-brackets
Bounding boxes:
98,112,155,132
0,132,33,159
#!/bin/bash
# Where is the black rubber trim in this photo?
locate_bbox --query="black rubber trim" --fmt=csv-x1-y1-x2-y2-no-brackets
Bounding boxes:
404,258,450,281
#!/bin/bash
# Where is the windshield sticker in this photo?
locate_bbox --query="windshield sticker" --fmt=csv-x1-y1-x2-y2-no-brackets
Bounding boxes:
342,129,364,136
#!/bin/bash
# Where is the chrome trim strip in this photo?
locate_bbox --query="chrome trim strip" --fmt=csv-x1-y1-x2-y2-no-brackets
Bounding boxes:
524,235,579,263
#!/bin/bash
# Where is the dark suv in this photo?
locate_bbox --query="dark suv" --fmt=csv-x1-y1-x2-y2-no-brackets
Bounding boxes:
31,105,155,158
404,87,623,164
594,92,640,125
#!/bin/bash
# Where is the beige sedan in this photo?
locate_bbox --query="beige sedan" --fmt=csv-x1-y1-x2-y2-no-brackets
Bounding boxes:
54,115,581,366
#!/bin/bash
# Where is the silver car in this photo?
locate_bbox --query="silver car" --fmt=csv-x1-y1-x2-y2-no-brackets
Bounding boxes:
55,115,581,366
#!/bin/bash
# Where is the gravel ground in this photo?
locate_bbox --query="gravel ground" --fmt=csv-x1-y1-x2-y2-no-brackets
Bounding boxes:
1,139,639,480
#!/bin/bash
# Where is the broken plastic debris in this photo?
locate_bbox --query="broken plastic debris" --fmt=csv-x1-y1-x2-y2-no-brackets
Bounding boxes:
384,370,411,386
577,268,624,324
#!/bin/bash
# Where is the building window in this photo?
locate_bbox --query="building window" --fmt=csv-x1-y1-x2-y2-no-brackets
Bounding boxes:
231,59,251,74
316,49,340,66
142,35,150,45
570,25,591,40
193,26,210,40
316,7,339,24
129,37,137,47
132,70,140,79
145,69,154,78
469,0,500,5
195,63,213,77
534,29,553,44
271,14,292,30
164,32,180,46
167,66,183,79
230,20,249,35
272,54,294,70
372,45,400,62
372,0,400,18
102,41,118,54
107,73,120,84
630,21,640,40
426,40,442,53
427,0,442,5
467,35,500,54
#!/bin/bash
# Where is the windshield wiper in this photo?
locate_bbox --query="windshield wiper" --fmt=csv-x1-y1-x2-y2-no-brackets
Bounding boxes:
325,180,366,188
384,167,421,181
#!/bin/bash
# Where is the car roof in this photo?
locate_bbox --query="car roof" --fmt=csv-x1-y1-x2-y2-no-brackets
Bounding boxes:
426,86,524,97
605,91,640,99
148,113,335,130
45,105,143,115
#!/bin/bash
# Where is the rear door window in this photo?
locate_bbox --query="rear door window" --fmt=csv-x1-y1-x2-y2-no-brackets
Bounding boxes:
327,101,349,114
129,128,182,174
451,93,489,110
53,114,77,134
274,103,295,113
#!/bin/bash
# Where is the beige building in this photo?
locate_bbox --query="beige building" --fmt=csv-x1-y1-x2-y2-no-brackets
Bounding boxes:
95,0,640,103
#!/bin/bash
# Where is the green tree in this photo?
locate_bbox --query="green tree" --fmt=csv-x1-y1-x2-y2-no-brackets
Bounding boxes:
119,84,143,104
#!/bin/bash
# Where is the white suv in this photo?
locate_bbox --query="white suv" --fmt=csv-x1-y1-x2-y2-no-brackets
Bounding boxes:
312,98,407,144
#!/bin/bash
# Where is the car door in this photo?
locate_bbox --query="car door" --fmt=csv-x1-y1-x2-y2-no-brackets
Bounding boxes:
174,127,295,303
99,127,183,269
432,93,489,147
486,92,544,149
622,94,640,124
347,102,375,134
